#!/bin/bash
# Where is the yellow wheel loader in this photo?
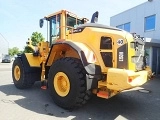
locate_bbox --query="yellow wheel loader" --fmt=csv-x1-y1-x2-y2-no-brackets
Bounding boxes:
12,10,151,110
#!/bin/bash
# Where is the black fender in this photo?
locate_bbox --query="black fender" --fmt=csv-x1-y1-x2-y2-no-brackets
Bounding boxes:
15,54,42,81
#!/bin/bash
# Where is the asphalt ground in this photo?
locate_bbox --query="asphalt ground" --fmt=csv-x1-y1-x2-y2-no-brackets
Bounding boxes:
0,62,160,120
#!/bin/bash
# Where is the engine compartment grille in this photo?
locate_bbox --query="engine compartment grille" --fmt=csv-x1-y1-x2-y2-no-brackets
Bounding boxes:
100,52,113,67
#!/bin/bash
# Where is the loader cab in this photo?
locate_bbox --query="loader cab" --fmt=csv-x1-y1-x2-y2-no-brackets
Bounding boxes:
41,10,88,46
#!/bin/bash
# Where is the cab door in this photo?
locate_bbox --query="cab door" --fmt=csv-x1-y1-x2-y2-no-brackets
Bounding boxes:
49,14,61,44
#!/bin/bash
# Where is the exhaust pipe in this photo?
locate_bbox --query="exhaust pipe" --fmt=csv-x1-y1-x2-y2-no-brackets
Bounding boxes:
91,11,99,23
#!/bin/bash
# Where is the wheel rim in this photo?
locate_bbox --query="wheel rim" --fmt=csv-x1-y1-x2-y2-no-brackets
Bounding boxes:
14,65,21,81
54,72,70,97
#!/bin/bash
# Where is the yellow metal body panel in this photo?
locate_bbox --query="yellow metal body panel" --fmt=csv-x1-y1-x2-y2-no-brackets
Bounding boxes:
67,27,131,72
125,33,136,71
98,68,148,91
38,42,49,55
46,44,80,66
25,53,41,67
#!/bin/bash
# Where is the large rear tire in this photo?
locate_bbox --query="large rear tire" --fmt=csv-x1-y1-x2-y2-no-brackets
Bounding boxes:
48,57,91,110
12,57,41,89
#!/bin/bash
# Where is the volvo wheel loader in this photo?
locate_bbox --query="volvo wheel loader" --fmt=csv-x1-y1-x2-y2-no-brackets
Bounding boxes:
12,10,152,110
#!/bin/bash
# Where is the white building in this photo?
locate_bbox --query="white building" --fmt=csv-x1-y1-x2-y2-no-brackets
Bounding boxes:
110,0,160,74
0,34,8,62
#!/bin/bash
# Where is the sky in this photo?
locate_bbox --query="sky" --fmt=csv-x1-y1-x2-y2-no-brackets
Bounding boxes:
0,0,147,50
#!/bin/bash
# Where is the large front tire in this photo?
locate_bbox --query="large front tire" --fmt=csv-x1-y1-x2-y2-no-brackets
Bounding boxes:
48,57,91,110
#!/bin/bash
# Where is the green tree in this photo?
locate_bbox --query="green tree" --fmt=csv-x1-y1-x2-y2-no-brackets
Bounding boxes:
9,47,20,56
24,32,44,53
31,32,44,46
23,46,34,53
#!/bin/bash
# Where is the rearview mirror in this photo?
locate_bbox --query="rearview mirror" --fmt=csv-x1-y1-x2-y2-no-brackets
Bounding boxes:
39,19,44,28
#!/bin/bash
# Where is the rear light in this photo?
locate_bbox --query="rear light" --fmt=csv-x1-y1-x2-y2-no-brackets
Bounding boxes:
128,76,133,83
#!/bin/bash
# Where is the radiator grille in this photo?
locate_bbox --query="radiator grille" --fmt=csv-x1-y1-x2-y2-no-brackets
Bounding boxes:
100,52,113,67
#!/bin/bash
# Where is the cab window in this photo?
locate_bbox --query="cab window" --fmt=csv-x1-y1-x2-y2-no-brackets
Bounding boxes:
66,14,83,29
50,14,61,43
51,14,60,37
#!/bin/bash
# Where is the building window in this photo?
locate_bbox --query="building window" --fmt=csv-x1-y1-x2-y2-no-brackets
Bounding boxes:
124,23,130,32
145,15,156,31
116,22,130,32
117,25,123,29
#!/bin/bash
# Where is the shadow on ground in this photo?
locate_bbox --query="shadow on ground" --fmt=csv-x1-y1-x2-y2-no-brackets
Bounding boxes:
0,77,160,120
